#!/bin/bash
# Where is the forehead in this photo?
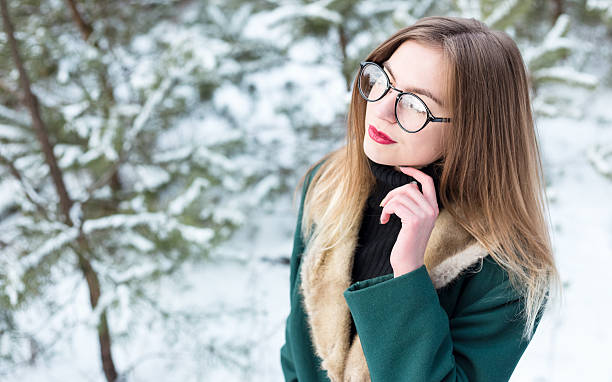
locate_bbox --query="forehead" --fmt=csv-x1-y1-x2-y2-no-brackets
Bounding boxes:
385,40,447,105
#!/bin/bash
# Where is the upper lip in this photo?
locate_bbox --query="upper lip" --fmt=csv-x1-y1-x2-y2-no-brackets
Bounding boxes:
369,124,396,142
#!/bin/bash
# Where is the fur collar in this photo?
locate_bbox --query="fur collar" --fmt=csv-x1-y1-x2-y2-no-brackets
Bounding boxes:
299,207,489,382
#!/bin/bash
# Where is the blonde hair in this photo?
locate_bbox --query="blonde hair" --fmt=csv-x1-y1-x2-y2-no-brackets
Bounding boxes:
294,16,562,341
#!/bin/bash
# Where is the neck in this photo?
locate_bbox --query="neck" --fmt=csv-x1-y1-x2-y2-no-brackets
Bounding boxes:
367,156,444,209
393,164,423,172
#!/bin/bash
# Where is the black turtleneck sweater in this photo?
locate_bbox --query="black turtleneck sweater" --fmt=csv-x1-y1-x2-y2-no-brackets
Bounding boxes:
348,156,444,342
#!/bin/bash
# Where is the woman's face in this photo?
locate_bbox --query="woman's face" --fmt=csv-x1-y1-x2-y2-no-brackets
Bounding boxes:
363,40,451,170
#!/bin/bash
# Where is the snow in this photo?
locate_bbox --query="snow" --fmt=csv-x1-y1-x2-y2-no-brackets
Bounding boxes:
0,123,28,140
168,178,211,216
21,226,80,270
511,113,612,381
0,178,19,214
587,144,612,176
54,144,85,169
7,109,612,381
456,0,482,20
532,66,598,88
130,164,171,192
0,103,30,126
484,0,521,28
250,0,343,32
130,58,157,90
2,5,612,382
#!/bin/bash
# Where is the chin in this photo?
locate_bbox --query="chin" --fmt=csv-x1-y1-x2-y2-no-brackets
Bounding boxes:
363,147,394,167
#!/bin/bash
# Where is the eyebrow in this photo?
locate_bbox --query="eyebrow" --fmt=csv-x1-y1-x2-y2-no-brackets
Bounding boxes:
382,61,445,107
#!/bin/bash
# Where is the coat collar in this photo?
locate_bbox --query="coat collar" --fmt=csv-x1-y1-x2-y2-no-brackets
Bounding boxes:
299,207,489,381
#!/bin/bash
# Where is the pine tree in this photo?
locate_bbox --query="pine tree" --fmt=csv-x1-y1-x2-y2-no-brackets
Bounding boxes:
449,0,599,118
0,0,282,378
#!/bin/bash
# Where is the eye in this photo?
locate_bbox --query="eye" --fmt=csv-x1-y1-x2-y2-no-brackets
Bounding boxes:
399,94,427,114
383,70,394,85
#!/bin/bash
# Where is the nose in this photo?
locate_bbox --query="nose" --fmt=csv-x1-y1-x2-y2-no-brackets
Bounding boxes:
373,87,398,125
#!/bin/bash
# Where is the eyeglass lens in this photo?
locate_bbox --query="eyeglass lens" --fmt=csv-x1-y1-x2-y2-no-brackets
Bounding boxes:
359,63,428,133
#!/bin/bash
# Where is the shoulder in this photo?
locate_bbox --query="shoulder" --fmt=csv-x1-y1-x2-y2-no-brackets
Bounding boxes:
451,254,523,317
299,156,330,197
306,159,327,184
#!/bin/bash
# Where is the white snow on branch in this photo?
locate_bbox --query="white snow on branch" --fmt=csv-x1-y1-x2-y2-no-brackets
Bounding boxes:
54,144,85,169
122,77,177,154
22,226,80,270
212,203,246,226
61,101,89,121
81,212,214,247
120,58,198,160
546,14,571,43
83,212,168,233
248,173,279,206
0,178,18,213
532,66,598,88
0,146,50,211
0,104,30,126
114,231,156,253
168,177,211,216
484,0,520,28
587,144,612,177
152,145,193,164
0,251,25,306
587,0,612,18
85,284,130,329
194,146,238,173
0,123,29,140
132,165,171,192
456,0,481,20
524,14,575,66
207,3,254,37
22,209,216,272
176,224,214,247
258,0,342,29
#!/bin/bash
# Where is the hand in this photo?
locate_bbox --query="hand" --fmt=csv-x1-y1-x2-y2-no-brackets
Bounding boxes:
379,166,440,277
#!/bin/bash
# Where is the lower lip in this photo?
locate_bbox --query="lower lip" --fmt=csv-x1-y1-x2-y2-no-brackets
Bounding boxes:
368,125,396,144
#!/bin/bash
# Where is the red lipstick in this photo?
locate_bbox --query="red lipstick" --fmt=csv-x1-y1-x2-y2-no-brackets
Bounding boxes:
368,124,396,144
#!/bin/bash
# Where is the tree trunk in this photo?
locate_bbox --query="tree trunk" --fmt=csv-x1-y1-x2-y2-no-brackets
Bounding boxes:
1,0,72,222
0,1,119,380
338,24,351,92
77,239,119,382
551,0,564,24
64,0,93,41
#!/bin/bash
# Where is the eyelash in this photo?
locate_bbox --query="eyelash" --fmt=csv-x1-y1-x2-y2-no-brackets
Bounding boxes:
383,68,438,107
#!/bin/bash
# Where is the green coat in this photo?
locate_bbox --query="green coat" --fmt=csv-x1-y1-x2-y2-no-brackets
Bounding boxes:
281,161,545,382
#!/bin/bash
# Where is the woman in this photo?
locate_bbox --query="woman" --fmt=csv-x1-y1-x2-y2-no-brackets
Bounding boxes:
280,15,561,382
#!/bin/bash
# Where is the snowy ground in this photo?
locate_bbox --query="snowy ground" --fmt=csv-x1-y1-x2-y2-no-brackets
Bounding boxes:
508,96,612,381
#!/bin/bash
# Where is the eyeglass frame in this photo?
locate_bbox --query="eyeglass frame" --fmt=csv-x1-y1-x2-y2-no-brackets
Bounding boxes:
357,61,451,133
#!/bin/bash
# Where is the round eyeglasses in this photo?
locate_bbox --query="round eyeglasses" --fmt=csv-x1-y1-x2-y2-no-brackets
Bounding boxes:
357,61,451,133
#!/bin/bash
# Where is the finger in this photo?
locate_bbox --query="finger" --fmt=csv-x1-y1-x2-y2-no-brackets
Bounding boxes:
379,181,419,207
397,166,438,210
380,197,420,224
396,186,437,216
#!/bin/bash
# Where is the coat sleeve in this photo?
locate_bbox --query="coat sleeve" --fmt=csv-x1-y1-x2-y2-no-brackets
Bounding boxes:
343,260,546,382
280,162,322,382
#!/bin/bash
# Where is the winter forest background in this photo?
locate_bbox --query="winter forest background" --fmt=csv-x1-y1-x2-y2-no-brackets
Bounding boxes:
0,0,611,381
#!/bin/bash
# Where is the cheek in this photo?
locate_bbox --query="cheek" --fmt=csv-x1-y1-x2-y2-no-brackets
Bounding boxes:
364,104,373,121
422,129,445,155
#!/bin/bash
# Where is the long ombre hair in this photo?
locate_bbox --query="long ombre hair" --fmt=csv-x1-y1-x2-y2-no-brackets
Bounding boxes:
294,16,561,341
